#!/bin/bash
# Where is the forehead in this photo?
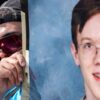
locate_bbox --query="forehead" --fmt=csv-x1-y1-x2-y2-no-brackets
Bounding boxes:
77,13,100,42
0,22,21,37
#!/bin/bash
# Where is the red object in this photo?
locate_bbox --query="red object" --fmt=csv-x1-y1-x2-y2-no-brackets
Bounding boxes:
0,33,22,57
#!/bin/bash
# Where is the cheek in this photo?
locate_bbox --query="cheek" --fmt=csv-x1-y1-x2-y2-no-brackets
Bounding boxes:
0,52,6,59
79,54,93,74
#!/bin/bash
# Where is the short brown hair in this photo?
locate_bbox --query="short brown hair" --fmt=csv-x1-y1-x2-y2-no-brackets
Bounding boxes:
71,0,100,49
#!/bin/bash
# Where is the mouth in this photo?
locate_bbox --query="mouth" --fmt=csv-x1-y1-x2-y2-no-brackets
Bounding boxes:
93,73,100,81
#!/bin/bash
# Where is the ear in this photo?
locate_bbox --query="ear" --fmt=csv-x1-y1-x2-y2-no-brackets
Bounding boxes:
70,43,80,66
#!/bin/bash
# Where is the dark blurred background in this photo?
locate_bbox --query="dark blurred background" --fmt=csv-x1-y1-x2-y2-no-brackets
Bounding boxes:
0,0,7,5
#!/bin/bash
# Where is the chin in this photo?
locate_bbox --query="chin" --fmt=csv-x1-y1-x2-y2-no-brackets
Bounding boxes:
90,86,100,100
94,92,100,100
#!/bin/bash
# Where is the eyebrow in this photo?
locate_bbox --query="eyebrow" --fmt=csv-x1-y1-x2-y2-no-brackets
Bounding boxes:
81,37,92,42
0,32,21,39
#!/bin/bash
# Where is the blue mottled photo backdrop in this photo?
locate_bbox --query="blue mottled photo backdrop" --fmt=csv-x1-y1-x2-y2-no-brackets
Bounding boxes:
29,0,85,100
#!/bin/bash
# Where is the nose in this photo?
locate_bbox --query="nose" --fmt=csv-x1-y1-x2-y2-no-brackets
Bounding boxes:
96,47,100,55
94,47,100,66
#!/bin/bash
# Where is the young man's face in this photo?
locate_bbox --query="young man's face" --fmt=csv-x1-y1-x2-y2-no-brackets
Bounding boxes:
0,22,22,59
71,13,100,100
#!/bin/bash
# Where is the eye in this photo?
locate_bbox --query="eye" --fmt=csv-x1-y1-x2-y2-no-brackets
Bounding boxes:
83,43,93,49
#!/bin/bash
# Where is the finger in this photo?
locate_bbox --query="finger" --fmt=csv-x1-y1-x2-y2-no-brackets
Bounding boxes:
11,52,26,67
1,56,24,83
0,58,19,85
11,60,24,84
0,61,17,85
5,79,14,89
1,66,15,86
0,79,9,93
16,53,26,67
13,61,24,83
5,58,24,83
6,63,19,85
